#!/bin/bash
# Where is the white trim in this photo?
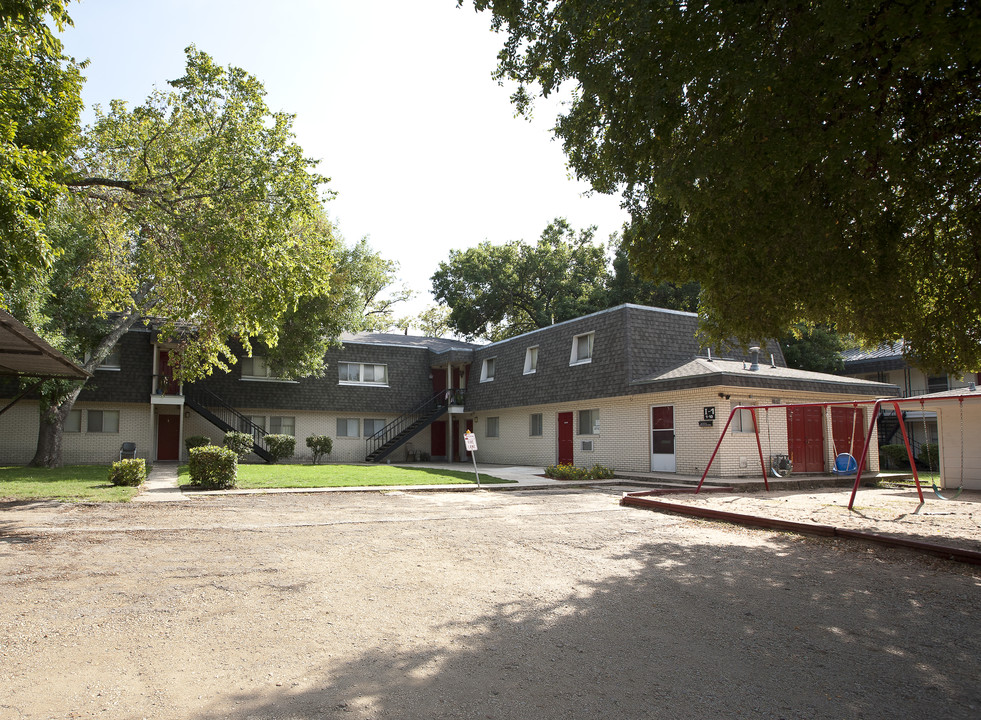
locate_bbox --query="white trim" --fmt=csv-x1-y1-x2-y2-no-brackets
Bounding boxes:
239,377,300,384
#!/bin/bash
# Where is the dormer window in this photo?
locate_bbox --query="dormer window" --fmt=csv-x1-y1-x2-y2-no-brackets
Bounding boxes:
480,357,496,382
241,356,279,379
570,332,594,366
339,362,388,386
523,346,538,375
85,348,121,370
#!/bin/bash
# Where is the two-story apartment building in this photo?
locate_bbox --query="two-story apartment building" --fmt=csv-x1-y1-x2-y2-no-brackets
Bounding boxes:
0,305,898,477
840,343,980,453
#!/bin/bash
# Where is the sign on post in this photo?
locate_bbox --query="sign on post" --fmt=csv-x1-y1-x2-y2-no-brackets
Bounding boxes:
464,430,480,487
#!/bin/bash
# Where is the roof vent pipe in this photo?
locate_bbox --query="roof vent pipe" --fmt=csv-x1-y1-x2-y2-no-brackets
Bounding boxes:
749,346,760,371
707,348,712,362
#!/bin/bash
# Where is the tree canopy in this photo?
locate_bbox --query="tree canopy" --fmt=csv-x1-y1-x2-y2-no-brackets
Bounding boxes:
7,47,354,466
468,0,981,372
431,218,610,340
0,0,82,294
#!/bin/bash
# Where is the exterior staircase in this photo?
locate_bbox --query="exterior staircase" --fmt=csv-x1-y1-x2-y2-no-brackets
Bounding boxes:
365,391,447,463
184,387,274,462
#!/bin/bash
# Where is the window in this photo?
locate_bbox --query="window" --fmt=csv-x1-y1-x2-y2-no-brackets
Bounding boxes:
578,409,599,435
84,348,121,370
337,418,359,437
731,404,757,433
241,356,279,379
363,418,386,437
524,346,539,374
927,375,949,393
87,409,119,433
65,409,82,433
480,357,496,382
530,413,543,437
570,332,594,365
486,417,499,437
269,416,295,436
240,415,265,433
339,362,388,386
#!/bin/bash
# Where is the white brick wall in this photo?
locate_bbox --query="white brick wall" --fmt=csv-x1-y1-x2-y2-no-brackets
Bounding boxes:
183,409,414,464
471,388,880,477
0,401,152,465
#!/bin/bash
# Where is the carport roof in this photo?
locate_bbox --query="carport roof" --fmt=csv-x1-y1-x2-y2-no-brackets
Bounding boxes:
0,309,90,379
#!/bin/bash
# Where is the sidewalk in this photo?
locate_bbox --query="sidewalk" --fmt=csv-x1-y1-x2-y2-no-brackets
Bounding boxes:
133,462,186,502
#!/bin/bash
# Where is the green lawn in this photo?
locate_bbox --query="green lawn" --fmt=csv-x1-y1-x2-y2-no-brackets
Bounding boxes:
180,463,513,490
0,465,142,502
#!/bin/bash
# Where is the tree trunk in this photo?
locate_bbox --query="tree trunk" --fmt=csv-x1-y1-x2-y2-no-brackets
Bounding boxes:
27,311,142,468
29,387,82,468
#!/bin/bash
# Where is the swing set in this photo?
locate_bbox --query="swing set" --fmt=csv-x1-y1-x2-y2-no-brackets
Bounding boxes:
694,393,978,510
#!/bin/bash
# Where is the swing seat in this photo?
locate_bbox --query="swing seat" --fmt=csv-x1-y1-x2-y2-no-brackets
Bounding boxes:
932,483,964,501
832,453,858,475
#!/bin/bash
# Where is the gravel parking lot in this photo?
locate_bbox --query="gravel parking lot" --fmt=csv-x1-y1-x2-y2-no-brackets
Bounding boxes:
1,486,979,719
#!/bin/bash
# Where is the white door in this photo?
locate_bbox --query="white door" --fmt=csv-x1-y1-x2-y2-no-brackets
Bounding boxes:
651,405,676,472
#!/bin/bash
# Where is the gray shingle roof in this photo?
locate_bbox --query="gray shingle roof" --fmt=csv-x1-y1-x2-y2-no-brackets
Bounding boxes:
340,332,480,353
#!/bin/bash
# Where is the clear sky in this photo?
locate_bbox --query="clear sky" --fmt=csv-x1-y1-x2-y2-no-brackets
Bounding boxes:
59,0,629,323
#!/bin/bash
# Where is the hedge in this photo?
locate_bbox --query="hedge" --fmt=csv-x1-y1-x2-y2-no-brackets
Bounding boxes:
306,435,333,465
223,431,254,460
109,458,146,487
188,445,238,489
185,435,212,452
264,434,296,463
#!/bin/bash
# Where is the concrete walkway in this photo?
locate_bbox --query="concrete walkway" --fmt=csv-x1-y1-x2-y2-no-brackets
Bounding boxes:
134,460,903,501
133,462,187,502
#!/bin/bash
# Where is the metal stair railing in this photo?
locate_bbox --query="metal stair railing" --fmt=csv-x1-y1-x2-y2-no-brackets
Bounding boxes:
365,390,447,461
184,386,271,459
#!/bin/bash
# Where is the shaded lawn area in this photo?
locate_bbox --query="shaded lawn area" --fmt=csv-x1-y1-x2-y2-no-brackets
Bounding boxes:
181,464,514,489
0,465,141,502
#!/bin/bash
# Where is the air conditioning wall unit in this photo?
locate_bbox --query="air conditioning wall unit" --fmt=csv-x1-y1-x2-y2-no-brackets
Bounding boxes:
581,440,594,452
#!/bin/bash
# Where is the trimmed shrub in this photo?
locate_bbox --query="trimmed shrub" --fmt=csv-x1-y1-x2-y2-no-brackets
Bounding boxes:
306,434,333,465
918,442,940,469
265,434,296,463
185,435,212,452
879,444,911,469
188,445,238,489
589,464,616,480
223,431,254,460
545,463,617,481
109,458,146,487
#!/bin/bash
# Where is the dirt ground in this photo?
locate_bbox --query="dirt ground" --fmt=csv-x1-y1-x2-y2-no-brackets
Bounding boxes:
1,485,980,720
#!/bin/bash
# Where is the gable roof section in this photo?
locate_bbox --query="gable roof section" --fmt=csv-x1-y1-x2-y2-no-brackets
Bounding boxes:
637,357,899,396
0,309,89,380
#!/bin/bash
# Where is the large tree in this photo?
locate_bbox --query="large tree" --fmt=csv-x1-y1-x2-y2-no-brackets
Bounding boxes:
0,0,83,294
606,238,700,313
468,0,981,372
431,218,609,340
11,48,343,467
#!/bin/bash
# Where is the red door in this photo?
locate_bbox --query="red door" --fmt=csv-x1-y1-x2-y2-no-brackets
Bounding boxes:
787,407,825,472
430,420,447,458
157,415,180,461
831,407,867,464
557,412,574,465
158,350,180,395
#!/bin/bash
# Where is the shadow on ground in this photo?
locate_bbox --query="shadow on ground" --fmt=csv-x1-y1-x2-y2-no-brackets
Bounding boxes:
193,533,981,720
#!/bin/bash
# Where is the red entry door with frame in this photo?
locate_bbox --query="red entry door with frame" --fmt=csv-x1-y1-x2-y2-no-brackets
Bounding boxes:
831,407,867,465
158,350,180,395
787,406,825,472
557,412,574,465
157,415,180,461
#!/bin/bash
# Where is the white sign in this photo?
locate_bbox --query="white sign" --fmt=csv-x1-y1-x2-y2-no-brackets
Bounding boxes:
464,430,478,452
